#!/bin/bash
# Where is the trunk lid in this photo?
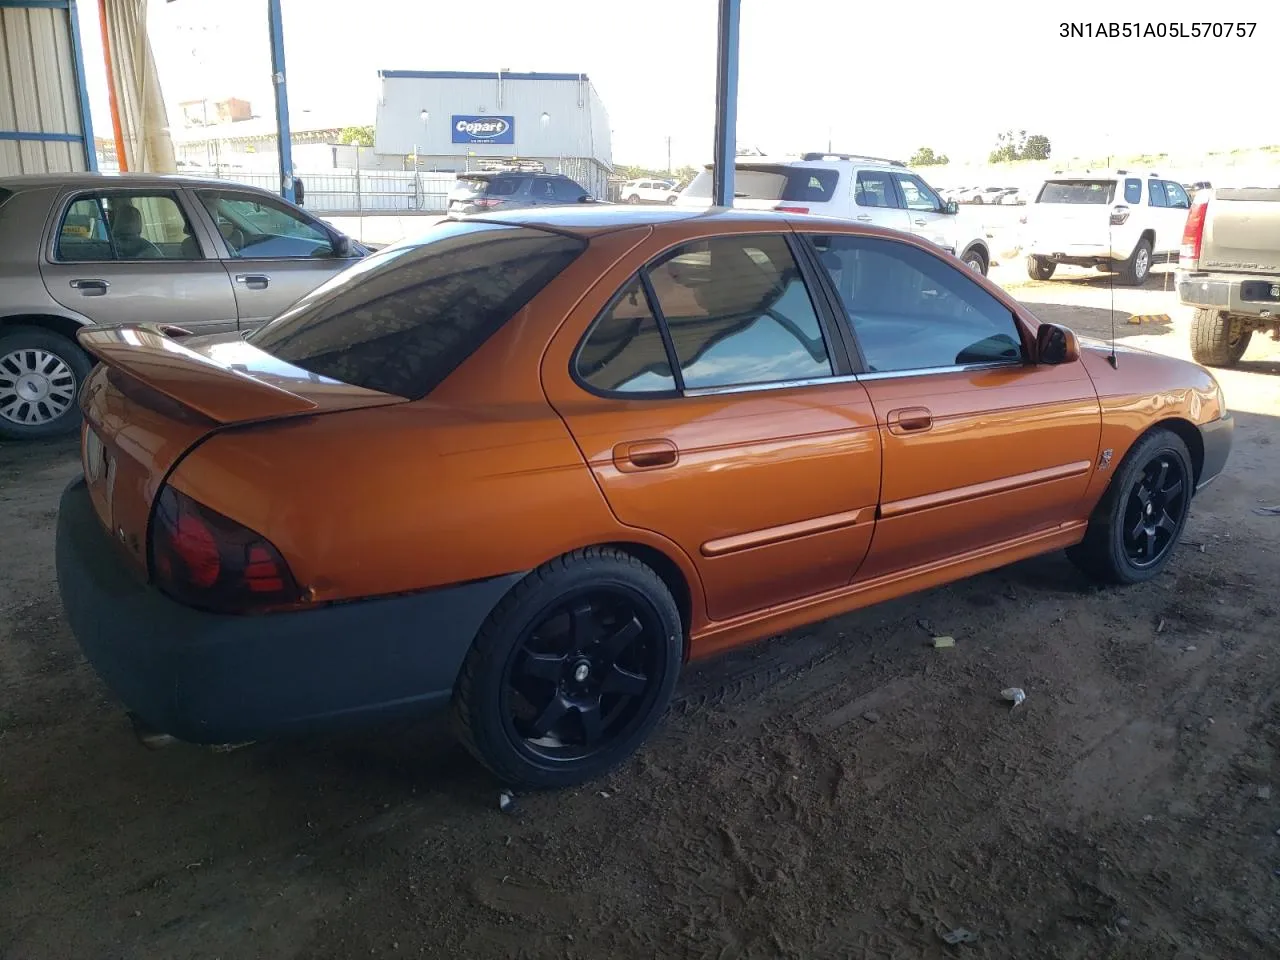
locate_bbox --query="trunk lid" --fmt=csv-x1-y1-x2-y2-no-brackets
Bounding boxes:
1026,179,1118,247
1199,187,1280,275
75,325,406,572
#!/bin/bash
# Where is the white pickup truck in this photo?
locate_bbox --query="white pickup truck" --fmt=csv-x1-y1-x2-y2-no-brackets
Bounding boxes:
1177,185,1280,367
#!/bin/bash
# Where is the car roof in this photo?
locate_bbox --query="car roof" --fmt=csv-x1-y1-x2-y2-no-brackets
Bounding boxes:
457,171,566,180
0,171,281,192
465,204,796,236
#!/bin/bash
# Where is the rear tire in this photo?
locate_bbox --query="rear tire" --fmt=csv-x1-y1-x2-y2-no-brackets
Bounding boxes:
452,547,683,789
1118,237,1152,286
626,195,640,204
1190,308,1251,367
1026,256,1056,280
0,326,92,440
1066,428,1194,585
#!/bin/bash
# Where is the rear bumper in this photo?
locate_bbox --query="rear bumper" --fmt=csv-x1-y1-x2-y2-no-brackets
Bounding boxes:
1196,413,1234,491
55,478,522,744
1177,272,1280,319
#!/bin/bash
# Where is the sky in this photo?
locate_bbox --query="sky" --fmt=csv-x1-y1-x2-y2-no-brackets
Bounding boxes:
75,0,1274,170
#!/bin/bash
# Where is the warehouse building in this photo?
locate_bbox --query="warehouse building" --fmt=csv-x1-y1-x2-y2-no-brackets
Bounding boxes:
373,69,613,199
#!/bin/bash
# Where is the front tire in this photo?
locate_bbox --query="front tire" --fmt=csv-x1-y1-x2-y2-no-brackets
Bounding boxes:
962,247,988,276
1026,256,1056,280
452,547,683,789
0,326,92,440
1066,428,1194,585
1118,237,1152,286
1190,308,1251,367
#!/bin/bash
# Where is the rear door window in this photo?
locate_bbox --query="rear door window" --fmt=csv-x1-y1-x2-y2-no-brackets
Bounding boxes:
575,277,677,394
855,171,899,208
1036,180,1117,204
1124,179,1142,204
1147,180,1168,207
56,192,200,261
247,222,584,399
644,234,833,390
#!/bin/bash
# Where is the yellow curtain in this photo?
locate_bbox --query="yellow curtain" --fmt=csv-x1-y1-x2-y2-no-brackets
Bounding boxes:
104,0,175,173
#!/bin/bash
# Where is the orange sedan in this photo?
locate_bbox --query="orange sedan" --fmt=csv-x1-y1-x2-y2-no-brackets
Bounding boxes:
55,207,1232,788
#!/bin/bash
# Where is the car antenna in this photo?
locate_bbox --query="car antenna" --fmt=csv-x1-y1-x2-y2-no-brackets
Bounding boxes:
1107,211,1119,368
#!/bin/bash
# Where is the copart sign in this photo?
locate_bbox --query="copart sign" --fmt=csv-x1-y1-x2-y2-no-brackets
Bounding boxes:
452,116,515,145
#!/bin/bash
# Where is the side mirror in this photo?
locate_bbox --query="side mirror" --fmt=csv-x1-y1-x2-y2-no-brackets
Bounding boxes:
1036,322,1080,365
331,234,354,258
943,199,959,215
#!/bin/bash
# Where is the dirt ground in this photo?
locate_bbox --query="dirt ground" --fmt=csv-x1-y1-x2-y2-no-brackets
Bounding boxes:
3,266,1279,960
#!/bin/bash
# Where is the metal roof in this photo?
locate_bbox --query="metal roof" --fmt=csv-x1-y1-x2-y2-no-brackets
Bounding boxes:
378,70,590,82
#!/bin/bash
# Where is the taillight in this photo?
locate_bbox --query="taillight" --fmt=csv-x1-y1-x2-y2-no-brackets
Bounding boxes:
471,198,502,208
775,205,810,214
150,486,301,614
1110,205,1130,226
1181,194,1209,264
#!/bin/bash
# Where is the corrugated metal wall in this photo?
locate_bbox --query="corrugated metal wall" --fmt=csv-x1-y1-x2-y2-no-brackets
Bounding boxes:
0,1,93,175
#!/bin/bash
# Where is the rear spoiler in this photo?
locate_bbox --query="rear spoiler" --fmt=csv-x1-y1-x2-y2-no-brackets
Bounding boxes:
77,325,321,424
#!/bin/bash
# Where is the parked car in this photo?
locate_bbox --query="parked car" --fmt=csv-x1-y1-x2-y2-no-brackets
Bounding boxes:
0,173,369,440
1178,183,1280,367
56,205,1232,789
620,178,680,204
960,186,1009,205
447,171,595,217
1021,171,1191,285
675,152,993,274
998,188,1027,205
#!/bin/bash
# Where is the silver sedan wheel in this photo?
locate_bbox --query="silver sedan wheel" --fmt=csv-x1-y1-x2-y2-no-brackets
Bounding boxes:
0,348,78,426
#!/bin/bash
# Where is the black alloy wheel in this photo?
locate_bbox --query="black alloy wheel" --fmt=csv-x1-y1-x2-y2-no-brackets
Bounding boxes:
1120,453,1188,569
501,588,664,763
452,547,682,788
1066,428,1194,585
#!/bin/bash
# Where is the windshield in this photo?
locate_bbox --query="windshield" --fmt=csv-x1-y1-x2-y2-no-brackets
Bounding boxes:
1036,180,1117,204
247,221,585,399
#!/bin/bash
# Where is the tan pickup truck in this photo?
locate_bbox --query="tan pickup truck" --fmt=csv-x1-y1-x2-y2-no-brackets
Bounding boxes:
1178,185,1280,367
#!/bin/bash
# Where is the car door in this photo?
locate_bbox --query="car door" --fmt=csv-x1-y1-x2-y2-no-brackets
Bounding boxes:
804,230,1101,581
852,170,912,233
40,188,238,334
1159,180,1191,255
190,188,360,331
542,229,882,624
893,172,955,254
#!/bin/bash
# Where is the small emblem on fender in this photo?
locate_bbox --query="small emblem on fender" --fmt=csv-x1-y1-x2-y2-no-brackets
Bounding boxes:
1099,448,1114,469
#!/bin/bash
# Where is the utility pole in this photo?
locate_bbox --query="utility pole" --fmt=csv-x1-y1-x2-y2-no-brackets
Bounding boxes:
666,135,672,174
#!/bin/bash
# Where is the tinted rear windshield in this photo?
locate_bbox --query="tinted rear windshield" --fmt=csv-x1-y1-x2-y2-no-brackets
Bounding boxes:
1036,180,1116,204
683,165,839,202
246,222,584,399
455,177,523,197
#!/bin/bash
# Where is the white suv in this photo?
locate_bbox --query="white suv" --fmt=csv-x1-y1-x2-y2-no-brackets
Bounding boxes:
1021,171,1191,285
675,153,992,275
620,179,679,204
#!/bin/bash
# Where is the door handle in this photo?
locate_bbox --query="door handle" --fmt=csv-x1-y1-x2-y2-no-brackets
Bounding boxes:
69,278,109,296
886,406,933,435
913,218,928,226
613,439,678,472
235,274,270,290
855,215,873,222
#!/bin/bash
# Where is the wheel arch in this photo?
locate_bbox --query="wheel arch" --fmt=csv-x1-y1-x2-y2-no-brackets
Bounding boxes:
1138,228,1156,250
602,540,695,652
960,240,989,270
0,313,90,345
1154,416,1205,487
